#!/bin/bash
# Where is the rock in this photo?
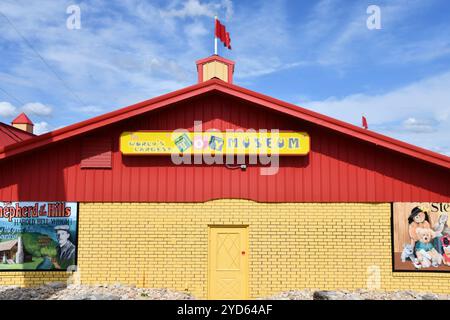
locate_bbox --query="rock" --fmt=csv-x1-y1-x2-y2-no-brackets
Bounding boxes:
63,295,90,300
45,282,66,289
421,293,438,300
18,293,32,300
313,290,345,300
4,284,446,301
343,293,363,300
90,294,121,300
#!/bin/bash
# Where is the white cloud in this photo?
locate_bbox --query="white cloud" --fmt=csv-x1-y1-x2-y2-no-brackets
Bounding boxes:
302,70,450,155
292,0,450,68
76,105,104,115
33,121,50,135
222,0,233,21
0,101,53,120
385,37,450,65
0,0,198,125
161,0,227,18
402,118,436,133
148,57,189,82
0,102,17,117
22,102,52,116
1,0,449,145
185,22,208,37
232,1,297,79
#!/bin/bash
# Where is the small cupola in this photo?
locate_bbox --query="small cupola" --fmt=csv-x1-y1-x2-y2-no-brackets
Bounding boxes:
196,55,235,84
11,112,34,134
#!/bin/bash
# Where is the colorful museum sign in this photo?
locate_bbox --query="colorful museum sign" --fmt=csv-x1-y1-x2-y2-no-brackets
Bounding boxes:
392,202,450,272
120,131,310,155
0,202,78,271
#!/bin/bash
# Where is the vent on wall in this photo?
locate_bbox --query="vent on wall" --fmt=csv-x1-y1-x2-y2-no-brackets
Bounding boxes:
80,137,112,169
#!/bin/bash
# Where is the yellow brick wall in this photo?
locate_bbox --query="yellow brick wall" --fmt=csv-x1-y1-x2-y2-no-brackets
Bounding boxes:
1,200,450,298
0,272,69,287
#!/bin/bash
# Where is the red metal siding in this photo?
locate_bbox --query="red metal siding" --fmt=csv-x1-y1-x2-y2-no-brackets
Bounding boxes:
0,92,448,202
0,123,34,147
80,137,112,168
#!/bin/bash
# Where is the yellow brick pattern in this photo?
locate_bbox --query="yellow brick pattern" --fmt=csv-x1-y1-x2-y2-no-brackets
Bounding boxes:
0,272,70,287
1,200,450,298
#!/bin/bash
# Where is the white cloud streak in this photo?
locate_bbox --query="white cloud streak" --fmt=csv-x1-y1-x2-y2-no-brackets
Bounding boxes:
302,70,450,155
22,102,52,116
0,0,449,156
33,121,50,135
0,102,17,117
160,0,233,20
0,101,52,118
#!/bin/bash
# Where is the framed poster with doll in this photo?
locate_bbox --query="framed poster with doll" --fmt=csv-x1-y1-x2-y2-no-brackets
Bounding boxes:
392,202,450,272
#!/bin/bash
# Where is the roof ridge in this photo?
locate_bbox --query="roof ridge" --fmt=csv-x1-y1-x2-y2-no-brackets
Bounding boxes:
12,112,33,125
221,81,450,164
0,123,27,143
0,78,448,169
0,121,35,136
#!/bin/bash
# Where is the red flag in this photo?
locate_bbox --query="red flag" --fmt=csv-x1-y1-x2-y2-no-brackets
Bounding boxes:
225,32,231,49
215,19,231,50
220,24,226,43
215,19,221,38
215,19,224,41
362,116,368,129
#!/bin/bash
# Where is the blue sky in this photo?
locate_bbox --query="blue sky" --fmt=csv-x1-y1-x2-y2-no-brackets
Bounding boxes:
0,0,449,155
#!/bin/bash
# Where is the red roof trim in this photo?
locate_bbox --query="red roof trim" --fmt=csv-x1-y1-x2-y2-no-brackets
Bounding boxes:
0,126,22,146
0,79,449,169
0,81,214,158
11,112,33,125
196,55,235,84
196,55,235,67
216,83,450,168
0,122,35,141
0,122,35,148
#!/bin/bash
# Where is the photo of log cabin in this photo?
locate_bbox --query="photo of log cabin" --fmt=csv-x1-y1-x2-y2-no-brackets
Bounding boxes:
0,237,33,265
0,202,78,270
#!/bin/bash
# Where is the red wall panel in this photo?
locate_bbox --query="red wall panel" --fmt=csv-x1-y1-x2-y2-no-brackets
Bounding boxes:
80,137,112,168
0,92,448,202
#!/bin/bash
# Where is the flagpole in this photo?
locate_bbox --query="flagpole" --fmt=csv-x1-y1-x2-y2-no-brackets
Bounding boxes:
214,15,218,55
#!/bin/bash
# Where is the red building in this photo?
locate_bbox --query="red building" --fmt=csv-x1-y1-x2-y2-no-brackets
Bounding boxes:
0,56,449,299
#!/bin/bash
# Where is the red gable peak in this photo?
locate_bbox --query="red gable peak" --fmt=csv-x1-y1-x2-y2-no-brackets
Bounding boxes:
11,112,33,125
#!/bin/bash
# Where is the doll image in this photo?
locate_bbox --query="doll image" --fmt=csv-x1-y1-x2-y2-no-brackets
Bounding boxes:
441,235,450,266
400,244,421,269
408,206,431,247
415,227,442,268
434,213,449,237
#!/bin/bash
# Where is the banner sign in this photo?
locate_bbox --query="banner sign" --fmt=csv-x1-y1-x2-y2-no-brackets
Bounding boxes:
0,202,78,271
392,202,450,272
120,131,310,155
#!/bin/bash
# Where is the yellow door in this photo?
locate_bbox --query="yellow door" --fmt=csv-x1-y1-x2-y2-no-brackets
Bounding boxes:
208,226,249,300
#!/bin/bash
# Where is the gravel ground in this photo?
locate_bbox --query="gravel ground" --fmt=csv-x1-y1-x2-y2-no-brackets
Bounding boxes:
262,289,450,300
1,283,449,300
0,283,195,300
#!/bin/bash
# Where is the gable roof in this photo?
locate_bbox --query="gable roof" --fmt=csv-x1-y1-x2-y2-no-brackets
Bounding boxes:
12,112,33,125
0,122,35,148
0,78,449,169
0,239,18,252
